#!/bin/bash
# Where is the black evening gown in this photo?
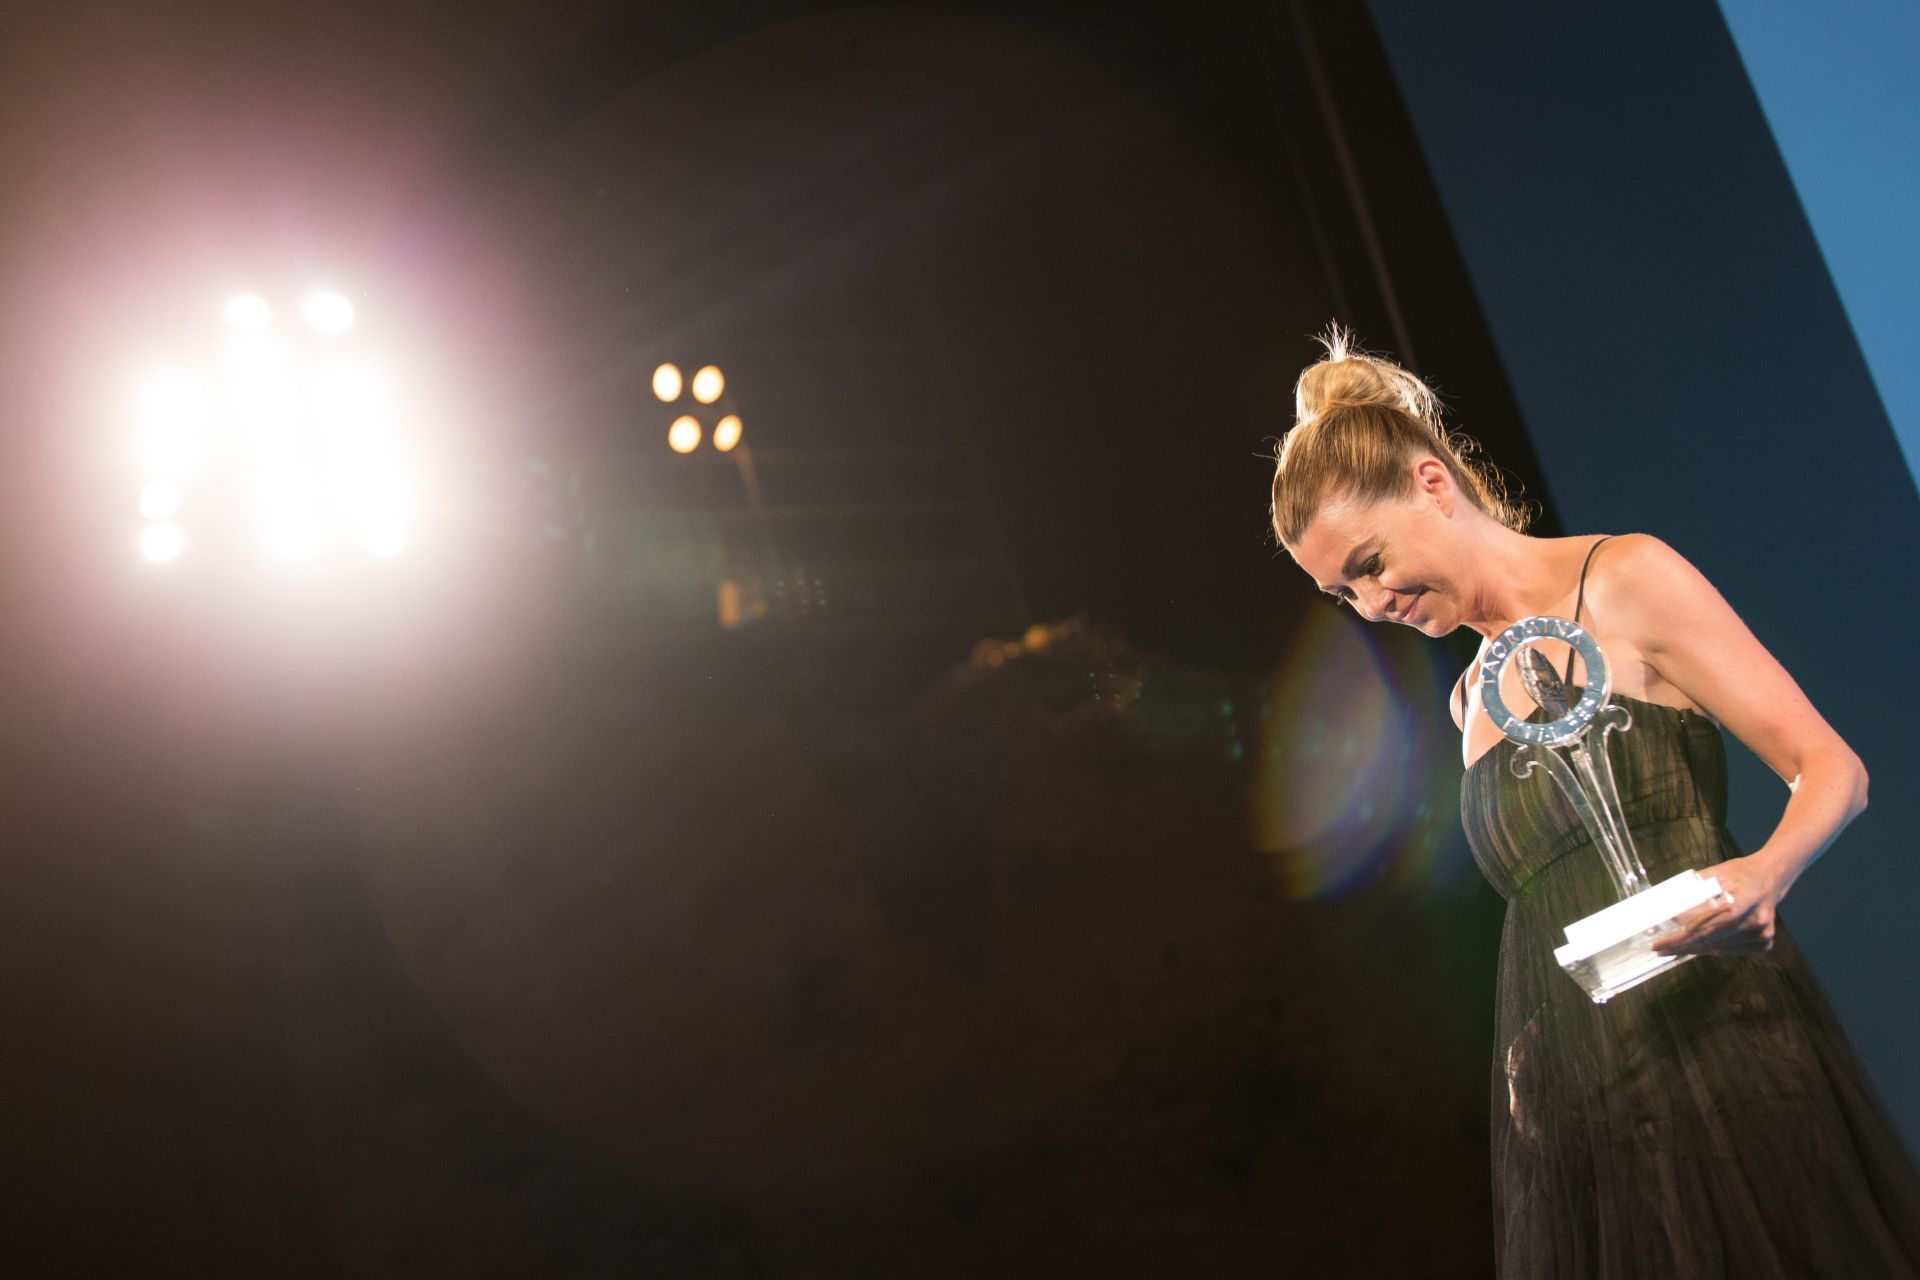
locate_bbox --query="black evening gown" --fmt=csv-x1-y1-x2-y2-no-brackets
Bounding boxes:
1461,691,1920,1277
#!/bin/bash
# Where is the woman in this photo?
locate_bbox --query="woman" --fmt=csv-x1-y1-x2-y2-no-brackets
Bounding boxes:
1270,330,1920,1277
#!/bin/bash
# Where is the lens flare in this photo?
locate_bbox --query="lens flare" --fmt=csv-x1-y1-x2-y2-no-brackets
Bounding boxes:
1251,609,1430,899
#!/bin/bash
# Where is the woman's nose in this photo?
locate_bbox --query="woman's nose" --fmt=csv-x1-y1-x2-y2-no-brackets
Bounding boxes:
1352,584,1392,622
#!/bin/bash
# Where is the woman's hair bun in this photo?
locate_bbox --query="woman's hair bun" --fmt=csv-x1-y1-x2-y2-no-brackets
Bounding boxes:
1294,324,1440,431
1271,323,1533,544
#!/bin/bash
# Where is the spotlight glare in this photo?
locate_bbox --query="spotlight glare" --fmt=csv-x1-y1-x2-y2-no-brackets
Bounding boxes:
364,519,409,558
223,338,301,448
668,415,702,453
262,517,321,562
311,361,388,436
691,365,724,404
302,291,355,335
139,479,182,520
225,332,286,370
713,414,743,452
124,287,434,577
134,372,212,473
224,294,272,331
254,467,322,558
140,521,185,564
653,363,683,402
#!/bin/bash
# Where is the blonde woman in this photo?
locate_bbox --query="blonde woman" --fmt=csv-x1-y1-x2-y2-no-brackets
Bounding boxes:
1271,330,1920,1276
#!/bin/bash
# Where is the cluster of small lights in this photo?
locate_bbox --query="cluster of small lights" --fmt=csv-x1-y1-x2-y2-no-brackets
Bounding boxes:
132,289,415,567
652,362,742,454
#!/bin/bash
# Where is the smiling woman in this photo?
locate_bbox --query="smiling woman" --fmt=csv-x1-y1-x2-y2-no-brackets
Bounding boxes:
1269,331,1920,1277
1271,329,1537,640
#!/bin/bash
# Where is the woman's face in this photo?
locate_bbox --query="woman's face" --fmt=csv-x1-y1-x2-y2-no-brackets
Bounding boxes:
1288,485,1463,636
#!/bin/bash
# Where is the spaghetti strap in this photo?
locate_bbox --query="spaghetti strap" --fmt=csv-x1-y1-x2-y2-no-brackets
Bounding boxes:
1563,535,1615,684
1456,535,1616,717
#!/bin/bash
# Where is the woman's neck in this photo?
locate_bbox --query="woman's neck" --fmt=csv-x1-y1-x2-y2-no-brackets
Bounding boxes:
1462,527,1589,639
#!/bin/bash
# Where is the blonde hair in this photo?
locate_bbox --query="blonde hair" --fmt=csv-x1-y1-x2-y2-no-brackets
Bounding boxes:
1270,326,1530,546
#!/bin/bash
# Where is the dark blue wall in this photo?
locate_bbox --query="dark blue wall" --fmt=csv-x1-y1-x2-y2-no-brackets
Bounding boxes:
1719,0,1920,488
1364,0,1920,1143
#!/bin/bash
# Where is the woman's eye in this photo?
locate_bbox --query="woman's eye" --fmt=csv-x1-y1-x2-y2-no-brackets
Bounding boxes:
1365,556,1383,577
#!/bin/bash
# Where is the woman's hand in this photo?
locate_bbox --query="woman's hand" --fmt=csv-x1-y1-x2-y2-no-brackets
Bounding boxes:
1649,855,1787,957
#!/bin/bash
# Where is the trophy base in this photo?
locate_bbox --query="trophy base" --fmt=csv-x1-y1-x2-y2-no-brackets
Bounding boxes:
1553,870,1725,1004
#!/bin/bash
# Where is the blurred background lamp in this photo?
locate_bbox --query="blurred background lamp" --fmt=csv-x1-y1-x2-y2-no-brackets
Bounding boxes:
302,291,355,335
652,362,683,402
668,415,702,453
139,479,182,520
140,521,185,564
223,294,272,332
713,414,743,452
691,364,724,404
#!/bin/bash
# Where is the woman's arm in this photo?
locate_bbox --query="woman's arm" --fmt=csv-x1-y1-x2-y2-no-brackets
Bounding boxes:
1587,534,1868,956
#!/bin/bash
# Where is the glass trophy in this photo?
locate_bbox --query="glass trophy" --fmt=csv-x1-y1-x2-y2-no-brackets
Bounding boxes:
1478,616,1724,1004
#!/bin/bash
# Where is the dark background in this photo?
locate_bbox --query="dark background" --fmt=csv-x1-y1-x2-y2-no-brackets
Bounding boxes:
0,1,1907,1276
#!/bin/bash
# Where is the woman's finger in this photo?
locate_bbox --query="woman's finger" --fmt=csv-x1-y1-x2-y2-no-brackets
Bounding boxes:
1656,900,1736,950
1664,920,1774,957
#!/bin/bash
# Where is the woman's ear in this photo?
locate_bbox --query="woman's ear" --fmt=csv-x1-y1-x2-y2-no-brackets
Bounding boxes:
1411,454,1456,516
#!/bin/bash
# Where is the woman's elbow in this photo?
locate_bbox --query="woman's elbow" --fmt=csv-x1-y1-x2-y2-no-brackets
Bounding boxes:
1847,751,1870,820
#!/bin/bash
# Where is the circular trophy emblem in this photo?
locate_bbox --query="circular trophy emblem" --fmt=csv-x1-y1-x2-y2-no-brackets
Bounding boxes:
1477,615,1611,747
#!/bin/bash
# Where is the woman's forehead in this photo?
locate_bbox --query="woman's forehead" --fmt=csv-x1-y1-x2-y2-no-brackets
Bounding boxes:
1291,503,1379,585
1295,493,1378,550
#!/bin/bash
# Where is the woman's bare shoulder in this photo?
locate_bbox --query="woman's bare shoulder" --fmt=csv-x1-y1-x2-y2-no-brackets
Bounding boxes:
1581,533,1713,621
1578,533,1737,712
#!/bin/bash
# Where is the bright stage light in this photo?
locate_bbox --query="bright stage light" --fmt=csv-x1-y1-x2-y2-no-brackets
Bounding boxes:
691,365,724,404
133,371,212,474
140,521,185,563
139,479,182,520
225,331,286,370
653,363,683,402
713,414,743,452
668,415,702,453
125,285,429,568
224,294,272,332
308,361,388,441
363,519,409,558
261,508,323,562
302,291,355,335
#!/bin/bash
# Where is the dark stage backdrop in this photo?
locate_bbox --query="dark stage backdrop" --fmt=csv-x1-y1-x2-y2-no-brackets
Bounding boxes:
0,3,1525,1275
1364,0,1920,1143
